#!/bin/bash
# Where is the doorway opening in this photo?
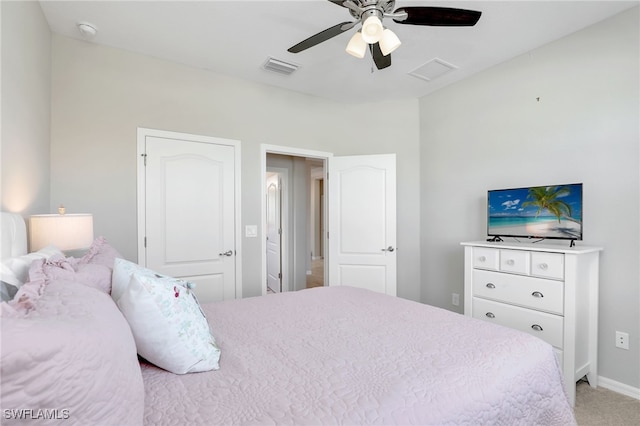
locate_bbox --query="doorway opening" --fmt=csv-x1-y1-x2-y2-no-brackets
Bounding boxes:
261,145,332,296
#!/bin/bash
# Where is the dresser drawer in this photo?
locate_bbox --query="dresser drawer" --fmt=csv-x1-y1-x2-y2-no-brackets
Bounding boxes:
499,249,530,274
473,297,564,349
473,269,564,314
473,247,499,270
531,252,564,280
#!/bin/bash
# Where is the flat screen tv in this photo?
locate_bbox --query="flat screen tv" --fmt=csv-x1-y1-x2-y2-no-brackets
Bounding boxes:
487,183,583,241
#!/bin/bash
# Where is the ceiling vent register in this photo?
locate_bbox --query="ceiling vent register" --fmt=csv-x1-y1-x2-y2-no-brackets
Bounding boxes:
409,58,458,82
262,57,299,76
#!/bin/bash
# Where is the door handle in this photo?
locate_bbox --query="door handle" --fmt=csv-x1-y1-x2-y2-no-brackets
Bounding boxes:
219,250,234,257
381,246,395,252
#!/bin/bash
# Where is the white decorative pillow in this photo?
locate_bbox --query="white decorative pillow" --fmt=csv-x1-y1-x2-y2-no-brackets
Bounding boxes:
0,264,21,288
116,267,221,374
111,257,151,302
1,280,18,302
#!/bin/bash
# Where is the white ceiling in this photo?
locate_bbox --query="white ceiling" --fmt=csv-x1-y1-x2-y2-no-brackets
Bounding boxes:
39,0,637,103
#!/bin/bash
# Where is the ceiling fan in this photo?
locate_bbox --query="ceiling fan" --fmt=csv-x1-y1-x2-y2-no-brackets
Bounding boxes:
287,0,482,70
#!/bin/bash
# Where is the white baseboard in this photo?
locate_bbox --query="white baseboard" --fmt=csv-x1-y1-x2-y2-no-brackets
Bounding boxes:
598,376,640,400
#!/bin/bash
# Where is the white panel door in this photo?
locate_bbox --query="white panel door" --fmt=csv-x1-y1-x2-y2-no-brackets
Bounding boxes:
328,154,396,296
142,134,237,303
266,173,282,292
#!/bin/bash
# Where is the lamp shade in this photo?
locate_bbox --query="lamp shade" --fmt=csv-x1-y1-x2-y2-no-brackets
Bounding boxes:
361,15,384,44
379,28,401,56
29,214,94,251
346,31,367,58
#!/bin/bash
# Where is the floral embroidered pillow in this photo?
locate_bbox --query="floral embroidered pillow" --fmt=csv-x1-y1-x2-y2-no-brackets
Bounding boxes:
116,268,220,374
111,257,146,303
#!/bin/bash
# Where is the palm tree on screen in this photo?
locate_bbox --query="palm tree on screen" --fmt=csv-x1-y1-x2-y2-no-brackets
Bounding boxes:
521,186,572,223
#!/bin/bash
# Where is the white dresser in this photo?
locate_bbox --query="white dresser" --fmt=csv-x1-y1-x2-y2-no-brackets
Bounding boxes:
461,241,602,406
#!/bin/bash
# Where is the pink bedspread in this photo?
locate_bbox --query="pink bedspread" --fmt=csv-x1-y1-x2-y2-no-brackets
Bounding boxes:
142,286,575,425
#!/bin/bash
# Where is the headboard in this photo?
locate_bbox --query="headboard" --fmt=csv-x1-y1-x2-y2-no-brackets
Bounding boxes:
1,212,28,258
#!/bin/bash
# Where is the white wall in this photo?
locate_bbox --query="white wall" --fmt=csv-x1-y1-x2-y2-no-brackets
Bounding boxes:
420,8,639,390
0,1,51,216
49,35,421,301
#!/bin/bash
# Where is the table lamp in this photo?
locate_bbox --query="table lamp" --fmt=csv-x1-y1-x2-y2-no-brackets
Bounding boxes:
29,211,94,253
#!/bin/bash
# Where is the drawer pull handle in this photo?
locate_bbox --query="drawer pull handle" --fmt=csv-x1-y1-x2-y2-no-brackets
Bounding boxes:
531,291,544,298
478,256,486,262
485,312,495,319
539,263,549,270
486,283,496,289
531,324,543,332
506,259,515,266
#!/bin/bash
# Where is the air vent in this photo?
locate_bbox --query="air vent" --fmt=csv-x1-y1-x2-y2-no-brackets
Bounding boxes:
262,57,299,76
408,58,458,82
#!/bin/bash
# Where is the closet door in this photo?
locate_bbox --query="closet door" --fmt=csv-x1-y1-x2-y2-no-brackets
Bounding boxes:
328,154,397,296
138,129,240,302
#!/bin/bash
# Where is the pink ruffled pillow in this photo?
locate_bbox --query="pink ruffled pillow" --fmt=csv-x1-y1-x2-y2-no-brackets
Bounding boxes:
34,235,122,295
79,236,123,270
41,257,113,294
1,258,113,316
1,237,123,316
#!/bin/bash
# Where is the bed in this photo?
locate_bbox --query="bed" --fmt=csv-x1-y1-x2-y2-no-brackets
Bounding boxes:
0,212,576,425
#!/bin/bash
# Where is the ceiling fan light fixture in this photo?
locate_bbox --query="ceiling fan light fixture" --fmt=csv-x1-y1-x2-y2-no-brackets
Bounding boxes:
361,15,384,44
379,28,401,56
345,31,367,59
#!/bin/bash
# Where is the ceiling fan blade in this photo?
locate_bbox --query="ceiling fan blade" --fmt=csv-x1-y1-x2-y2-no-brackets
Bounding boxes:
327,0,348,7
370,43,391,70
288,21,356,53
393,7,481,26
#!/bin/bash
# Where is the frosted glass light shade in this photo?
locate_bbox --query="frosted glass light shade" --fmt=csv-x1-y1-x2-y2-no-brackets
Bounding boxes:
379,28,401,56
361,16,384,44
29,214,94,251
346,31,367,58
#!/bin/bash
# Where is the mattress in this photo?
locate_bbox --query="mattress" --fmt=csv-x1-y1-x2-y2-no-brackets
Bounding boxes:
141,286,575,425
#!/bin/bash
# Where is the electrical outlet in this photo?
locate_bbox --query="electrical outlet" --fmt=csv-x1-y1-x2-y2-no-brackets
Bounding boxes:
452,293,460,307
616,331,629,350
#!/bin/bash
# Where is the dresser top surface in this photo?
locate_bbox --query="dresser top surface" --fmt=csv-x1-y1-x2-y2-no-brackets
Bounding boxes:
461,241,603,254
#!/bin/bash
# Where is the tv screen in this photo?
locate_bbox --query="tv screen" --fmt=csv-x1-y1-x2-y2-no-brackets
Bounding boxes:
487,183,583,241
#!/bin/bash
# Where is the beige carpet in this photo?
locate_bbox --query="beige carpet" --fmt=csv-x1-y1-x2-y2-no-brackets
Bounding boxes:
574,380,640,425
306,258,324,288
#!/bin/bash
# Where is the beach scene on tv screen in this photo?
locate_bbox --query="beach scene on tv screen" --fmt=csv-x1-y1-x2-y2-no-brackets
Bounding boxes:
488,184,582,239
